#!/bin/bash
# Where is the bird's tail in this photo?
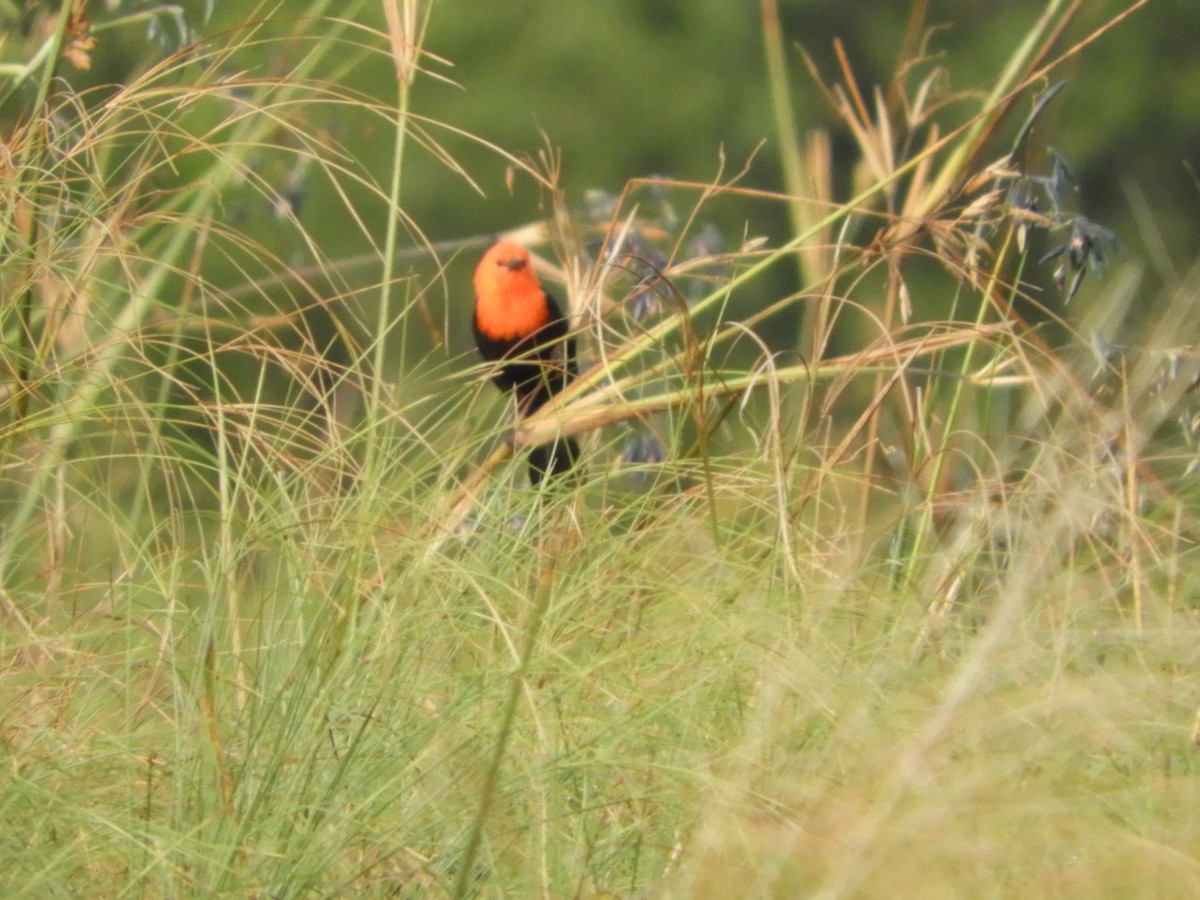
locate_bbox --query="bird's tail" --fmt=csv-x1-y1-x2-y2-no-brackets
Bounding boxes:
528,435,580,486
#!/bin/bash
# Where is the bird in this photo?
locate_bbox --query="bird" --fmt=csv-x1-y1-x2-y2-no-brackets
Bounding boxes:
472,240,579,485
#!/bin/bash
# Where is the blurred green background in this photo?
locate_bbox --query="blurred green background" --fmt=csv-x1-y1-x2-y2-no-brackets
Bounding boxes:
7,0,1196,349
418,0,1200,280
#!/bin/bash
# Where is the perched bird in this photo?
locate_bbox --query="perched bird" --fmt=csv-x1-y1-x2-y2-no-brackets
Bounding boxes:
472,241,579,485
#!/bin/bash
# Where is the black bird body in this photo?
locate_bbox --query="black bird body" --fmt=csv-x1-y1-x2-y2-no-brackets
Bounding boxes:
472,242,579,484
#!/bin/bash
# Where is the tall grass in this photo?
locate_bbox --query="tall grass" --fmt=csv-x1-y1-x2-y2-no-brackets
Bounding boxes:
2,1,1197,897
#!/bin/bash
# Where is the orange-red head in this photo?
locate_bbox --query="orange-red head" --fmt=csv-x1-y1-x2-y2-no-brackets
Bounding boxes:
473,241,551,342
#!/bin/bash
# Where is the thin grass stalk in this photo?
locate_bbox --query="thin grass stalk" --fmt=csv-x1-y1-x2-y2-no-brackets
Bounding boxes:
367,1,423,478
521,323,1011,450
760,0,808,292
126,223,209,534
453,524,564,900
903,224,1021,586
9,2,75,432
911,0,1073,221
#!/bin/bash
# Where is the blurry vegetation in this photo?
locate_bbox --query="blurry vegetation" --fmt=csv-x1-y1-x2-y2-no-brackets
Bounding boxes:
10,2,1193,323
2,1,1200,896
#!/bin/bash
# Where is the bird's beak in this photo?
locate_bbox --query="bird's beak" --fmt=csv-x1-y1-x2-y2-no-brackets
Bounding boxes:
502,258,527,271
